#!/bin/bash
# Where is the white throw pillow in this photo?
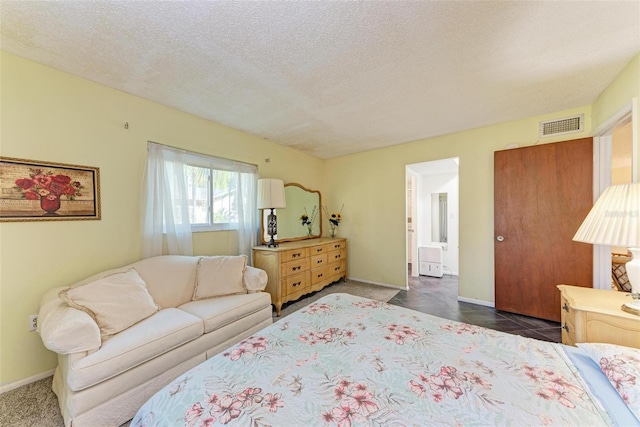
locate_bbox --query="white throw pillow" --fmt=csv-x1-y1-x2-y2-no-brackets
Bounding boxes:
193,255,248,300
59,268,160,338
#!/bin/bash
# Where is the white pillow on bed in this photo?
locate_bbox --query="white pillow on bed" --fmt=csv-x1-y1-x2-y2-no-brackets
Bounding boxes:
577,342,640,421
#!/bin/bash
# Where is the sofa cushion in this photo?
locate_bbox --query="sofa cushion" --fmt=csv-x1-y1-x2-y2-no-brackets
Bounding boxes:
193,255,247,300
67,308,202,391
59,269,160,338
179,292,271,334
131,256,199,308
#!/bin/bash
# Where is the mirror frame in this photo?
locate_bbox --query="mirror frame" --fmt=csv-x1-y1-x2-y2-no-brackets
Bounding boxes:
260,183,323,244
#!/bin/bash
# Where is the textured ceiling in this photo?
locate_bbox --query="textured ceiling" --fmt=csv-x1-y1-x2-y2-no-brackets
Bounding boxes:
1,1,639,159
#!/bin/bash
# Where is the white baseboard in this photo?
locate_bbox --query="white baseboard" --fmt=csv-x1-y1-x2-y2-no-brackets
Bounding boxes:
347,276,407,291
457,296,495,308
0,369,55,394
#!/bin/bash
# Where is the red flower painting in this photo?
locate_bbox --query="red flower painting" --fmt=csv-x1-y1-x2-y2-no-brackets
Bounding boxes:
13,168,84,214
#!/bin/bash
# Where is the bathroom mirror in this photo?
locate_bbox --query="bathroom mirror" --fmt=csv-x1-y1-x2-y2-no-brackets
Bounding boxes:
261,183,322,244
431,192,448,243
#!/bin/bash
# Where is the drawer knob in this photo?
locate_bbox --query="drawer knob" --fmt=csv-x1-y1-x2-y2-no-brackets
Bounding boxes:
334,267,340,271
334,254,341,259
562,303,569,313
334,244,340,248
293,281,301,287
317,273,323,278
562,323,570,333
293,266,301,271
293,253,301,258
317,260,322,264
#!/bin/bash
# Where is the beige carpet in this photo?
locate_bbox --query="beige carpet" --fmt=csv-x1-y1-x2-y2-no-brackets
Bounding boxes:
0,280,398,427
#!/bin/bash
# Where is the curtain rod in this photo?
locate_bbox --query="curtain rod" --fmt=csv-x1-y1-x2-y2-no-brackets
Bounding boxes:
147,140,258,168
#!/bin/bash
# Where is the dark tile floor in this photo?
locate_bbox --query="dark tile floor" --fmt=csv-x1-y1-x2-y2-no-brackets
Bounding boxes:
387,270,562,343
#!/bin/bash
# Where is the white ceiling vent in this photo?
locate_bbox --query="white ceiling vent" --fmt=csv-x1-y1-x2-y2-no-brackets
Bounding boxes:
539,114,584,138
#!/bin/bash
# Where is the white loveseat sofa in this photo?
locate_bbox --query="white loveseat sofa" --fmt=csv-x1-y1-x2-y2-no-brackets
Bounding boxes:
37,255,273,427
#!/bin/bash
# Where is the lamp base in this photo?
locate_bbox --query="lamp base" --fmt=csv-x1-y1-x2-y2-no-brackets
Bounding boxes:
266,236,278,248
265,208,279,247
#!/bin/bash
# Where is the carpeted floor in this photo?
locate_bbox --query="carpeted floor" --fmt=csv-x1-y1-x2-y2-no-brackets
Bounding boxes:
0,279,398,427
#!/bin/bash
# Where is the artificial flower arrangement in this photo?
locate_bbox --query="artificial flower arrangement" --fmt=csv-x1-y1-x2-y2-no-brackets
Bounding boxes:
300,206,318,235
322,204,344,237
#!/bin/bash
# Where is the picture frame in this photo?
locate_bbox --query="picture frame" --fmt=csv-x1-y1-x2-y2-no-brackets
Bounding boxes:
0,157,101,222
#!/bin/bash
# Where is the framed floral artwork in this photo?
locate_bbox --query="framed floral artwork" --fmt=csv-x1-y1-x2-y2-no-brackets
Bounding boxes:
0,157,101,222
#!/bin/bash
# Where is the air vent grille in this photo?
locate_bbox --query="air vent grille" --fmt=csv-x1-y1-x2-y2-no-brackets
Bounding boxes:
539,115,583,138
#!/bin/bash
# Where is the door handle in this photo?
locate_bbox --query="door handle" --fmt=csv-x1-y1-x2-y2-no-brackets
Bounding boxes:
496,236,504,242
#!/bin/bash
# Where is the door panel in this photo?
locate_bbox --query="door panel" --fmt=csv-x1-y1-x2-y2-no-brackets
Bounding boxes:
494,138,593,321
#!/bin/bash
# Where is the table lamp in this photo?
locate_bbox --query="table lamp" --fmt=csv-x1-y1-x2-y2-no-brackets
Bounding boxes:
573,183,640,313
257,179,286,248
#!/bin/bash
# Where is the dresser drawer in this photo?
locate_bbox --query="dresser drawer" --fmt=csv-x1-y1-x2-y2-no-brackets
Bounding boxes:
328,249,346,263
281,258,310,277
311,266,330,286
285,272,309,296
310,253,328,268
310,244,328,255
327,241,346,251
283,248,309,262
328,260,346,277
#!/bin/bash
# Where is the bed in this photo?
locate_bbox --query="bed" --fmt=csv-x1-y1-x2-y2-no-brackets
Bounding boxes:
132,294,640,426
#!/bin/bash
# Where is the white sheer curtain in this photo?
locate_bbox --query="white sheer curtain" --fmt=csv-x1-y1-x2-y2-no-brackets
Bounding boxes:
141,142,259,261
141,143,194,258
232,165,259,261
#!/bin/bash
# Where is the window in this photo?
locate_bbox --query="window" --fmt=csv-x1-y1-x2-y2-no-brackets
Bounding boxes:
142,142,259,259
186,165,238,231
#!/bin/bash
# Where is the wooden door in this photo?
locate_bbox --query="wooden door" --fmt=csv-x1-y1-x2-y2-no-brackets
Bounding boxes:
494,138,593,321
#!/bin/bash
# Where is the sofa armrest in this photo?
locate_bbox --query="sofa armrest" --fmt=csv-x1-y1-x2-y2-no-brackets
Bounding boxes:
244,266,268,293
38,287,101,355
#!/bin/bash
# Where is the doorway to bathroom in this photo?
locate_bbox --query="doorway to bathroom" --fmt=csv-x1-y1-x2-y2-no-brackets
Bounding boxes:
406,158,459,286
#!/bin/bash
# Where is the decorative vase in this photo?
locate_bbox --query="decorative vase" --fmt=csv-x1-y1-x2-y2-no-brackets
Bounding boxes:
329,224,337,238
307,224,313,236
40,194,61,215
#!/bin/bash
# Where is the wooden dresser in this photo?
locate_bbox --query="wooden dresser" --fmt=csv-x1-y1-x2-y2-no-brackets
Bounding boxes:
557,284,640,349
253,237,347,316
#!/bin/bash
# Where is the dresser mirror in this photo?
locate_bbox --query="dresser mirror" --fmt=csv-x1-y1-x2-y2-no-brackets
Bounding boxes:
261,183,322,244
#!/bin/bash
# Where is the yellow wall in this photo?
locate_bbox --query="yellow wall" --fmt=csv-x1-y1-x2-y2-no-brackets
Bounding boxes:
0,52,323,386
324,52,639,303
324,107,593,297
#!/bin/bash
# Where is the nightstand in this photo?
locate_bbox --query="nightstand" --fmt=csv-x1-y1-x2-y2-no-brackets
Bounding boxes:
557,284,640,349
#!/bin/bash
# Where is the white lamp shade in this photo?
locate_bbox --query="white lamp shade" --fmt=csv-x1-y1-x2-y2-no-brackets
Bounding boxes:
257,179,286,209
573,183,640,247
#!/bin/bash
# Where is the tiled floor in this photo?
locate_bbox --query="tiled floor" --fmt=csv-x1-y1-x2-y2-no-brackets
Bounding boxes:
388,270,562,343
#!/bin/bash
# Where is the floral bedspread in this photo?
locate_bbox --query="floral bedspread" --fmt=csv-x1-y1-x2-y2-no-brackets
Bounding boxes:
132,294,612,426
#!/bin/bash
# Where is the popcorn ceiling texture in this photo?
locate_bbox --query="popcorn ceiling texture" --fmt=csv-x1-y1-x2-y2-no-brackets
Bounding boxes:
1,1,638,159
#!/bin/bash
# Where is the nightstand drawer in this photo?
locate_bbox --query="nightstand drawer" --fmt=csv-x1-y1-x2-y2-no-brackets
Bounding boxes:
583,312,640,348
